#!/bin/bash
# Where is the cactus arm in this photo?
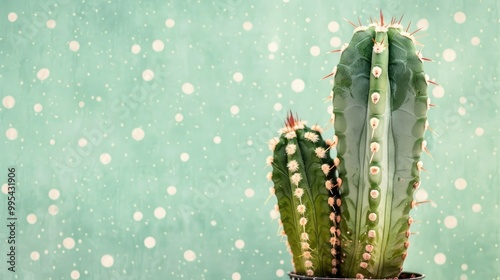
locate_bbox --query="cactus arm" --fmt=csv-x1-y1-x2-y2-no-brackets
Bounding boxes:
270,117,340,277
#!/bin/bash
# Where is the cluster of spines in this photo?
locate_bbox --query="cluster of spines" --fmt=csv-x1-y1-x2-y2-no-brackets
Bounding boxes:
324,12,435,279
267,113,341,277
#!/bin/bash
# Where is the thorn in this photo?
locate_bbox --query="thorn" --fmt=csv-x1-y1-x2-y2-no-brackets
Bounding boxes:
343,18,358,28
357,17,362,26
410,27,423,36
391,17,395,25
429,103,437,108
423,147,434,160
415,200,433,206
324,95,333,102
320,72,335,80
405,21,412,32
398,14,405,24
325,49,342,54
421,57,433,62
427,79,440,86
379,10,384,26
369,151,375,164
427,125,439,137
369,17,373,24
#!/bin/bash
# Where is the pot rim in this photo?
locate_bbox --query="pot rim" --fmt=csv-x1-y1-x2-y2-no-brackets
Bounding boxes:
288,271,425,280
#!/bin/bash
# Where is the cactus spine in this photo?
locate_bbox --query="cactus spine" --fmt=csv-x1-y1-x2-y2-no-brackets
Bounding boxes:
267,12,432,279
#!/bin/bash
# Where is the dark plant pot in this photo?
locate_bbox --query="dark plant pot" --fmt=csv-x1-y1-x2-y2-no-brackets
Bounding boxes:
288,272,425,280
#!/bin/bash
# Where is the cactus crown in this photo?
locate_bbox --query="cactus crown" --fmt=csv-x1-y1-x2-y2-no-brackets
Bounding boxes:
267,12,433,279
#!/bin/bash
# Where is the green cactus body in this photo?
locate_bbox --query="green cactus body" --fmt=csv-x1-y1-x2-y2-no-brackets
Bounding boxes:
268,115,341,277
331,17,430,278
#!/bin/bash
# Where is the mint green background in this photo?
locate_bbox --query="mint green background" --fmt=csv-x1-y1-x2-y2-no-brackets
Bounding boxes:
1,1,499,279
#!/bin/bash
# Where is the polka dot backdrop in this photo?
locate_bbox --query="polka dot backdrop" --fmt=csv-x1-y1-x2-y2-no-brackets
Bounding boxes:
0,0,499,279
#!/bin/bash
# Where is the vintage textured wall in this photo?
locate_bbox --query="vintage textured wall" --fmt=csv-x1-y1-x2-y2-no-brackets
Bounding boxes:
0,0,499,279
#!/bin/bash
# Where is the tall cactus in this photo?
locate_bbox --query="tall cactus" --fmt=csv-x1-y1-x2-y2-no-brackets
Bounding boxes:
331,13,431,278
267,12,432,279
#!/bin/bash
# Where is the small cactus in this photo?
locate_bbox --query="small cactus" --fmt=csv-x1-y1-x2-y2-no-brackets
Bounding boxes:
267,12,433,279
268,113,341,277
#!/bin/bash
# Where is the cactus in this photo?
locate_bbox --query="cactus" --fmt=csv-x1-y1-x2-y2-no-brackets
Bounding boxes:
267,12,433,279
267,113,341,277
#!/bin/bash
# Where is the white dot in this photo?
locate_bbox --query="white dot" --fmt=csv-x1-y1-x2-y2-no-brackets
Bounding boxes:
8,12,18,22
2,96,15,108
243,21,253,31
475,127,484,136
133,211,143,221
46,19,56,29
180,152,190,162
442,49,456,62
6,128,18,140
131,128,145,141
472,203,481,212
49,139,55,145
78,138,88,147
291,79,305,93
100,153,112,165
213,136,222,144
230,105,240,115
458,107,466,116
142,69,154,81
48,204,59,216
27,214,37,224
175,113,183,122
233,72,243,82
444,216,458,229
182,82,194,94
152,40,165,52
69,40,80,51
276,269,285,277
268,54,275,60
459,97,467,104
154,207,166,219
79,101,85,108
461,264,468,271
268,42,279,52
37,68,50,81
455,178,467,190
34,103,43,112
70,270,80,279
235,239,245,249
165,19,175,28
274,103,282,111
232,272,241,280
471,37,480,46
210,220,217,226
460,274,468,280
48,189,60,200
416,18,429,31
1,184,7,194
432,86,445,98
131,44,141,54
167,186,177,195
330,37,341,47
434,253,446,265
270,209,280,219
454,12,466,24
415,189,428,201
184,250,196,262
101,255,114,268
328,21,339,32
327,105,333,114
31,251,40,261
244,188,254,198
310,45,320,56
144,236,156,249
63,237,76,249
